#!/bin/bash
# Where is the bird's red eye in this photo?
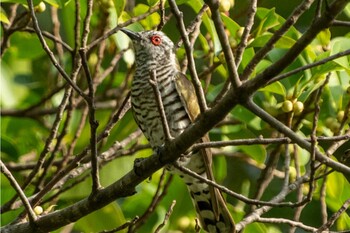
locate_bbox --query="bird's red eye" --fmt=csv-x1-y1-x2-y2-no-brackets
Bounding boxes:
150,35,162,45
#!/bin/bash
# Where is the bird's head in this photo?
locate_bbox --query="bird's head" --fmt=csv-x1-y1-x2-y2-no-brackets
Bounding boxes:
120,28,176,67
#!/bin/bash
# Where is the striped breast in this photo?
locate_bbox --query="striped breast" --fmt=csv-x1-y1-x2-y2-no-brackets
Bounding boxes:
131,61,191,149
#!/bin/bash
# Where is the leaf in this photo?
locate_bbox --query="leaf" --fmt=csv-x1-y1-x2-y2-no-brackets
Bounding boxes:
259,81,286,96
9,31,53,60
133,4,160,29
114,0,126,17
253,8,280,37
249,33,296,49
220,13,240,39
44,0,71,8
0,136,19,162
147,0,159,7
73,203,126,232
317,29,331,47
330,37,350,70
180,0,222,55
2,0,41,6
0,8,10,24
231,105,263,130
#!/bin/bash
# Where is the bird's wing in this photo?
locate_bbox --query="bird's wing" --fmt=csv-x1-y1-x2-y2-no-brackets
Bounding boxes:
174,72,235,231
173,72,218,214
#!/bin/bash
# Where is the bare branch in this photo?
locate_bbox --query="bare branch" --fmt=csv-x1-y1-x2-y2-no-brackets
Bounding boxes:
0,161,37,223
168,0,208,112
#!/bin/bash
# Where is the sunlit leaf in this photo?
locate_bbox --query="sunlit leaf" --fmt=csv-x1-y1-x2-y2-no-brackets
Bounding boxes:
114,0,126,17
147,0,159,7
44,0,71,8
1,0,41,5
249,33,296,49
220,13,240,39
259,81,286,96
317,29,331,47
0,8,10,24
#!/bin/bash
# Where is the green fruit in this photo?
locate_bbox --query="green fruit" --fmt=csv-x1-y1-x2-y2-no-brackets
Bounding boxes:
337,111,345,122
293,101,304,114
35,2,46,13
282,100,293,113
34,206,43,215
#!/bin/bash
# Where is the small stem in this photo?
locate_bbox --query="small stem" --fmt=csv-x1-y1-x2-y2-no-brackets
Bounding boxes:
0,161,37,222
149,70,174,141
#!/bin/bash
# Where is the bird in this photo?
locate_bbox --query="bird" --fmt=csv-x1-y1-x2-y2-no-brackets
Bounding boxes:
120,28,235,233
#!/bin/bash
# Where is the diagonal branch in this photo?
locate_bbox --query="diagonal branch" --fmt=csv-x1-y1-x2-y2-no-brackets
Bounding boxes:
242,0,349,92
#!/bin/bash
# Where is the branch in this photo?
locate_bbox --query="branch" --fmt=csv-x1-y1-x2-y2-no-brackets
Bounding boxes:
26,0,87,100
204,0,241,88
154,200,176,233
241,0,315,81
0,161,37,223
234,0,257,66
242,0,349,92
244,98,350,174
316,198,350,233
257,218,318,232
149,70,173,141
168,0,208,112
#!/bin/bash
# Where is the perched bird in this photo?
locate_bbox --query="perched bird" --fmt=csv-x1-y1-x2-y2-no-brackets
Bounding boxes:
120,28,235,233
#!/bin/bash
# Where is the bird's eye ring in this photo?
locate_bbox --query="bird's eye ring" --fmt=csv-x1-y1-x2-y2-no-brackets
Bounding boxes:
150,35,162,46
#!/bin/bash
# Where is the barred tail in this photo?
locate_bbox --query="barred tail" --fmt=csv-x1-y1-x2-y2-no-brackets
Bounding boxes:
183,174,235,233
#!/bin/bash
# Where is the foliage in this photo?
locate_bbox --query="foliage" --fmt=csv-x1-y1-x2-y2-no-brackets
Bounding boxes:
1,0,350,232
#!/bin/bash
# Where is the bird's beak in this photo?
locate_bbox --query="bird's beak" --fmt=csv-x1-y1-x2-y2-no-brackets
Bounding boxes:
120,28,141,41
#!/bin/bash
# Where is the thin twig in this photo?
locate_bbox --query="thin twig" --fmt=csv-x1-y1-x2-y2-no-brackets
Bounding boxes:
173,163,308,208
133,172,173,231
26,0,87,100
267,49,350,86
157,0,165,30
316,198,350,232
257,217,318,232
168,0,208,112
243,98,350,174
149,70,173,141
241,0,315,81
87,6,160,50
154,200,176,233
242,0,348,92
0,161,37,222
234,0,257,67
99,217,139,233
204,0,241,88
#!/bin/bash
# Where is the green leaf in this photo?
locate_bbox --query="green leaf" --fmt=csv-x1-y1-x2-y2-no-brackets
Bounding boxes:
249,33,296,49
9,31,53,60
133,4,160,29
0,136,20,162
0,8,10,24
73,203,126,232
2,0,41,6
44,0,71,8
147,0,159,7
181,0,222,55
330,37,350,70
238,143,266,164
220,13,240,39
231,105,263,130
114,0,126,17
317,29,331,47
259,81,286,96
213,156,227,182
253,8,280,37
